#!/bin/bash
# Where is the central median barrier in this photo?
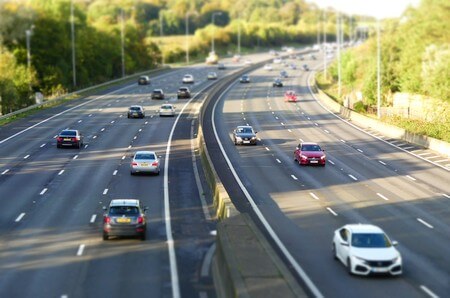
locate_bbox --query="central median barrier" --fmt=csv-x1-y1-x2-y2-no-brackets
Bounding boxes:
197,52,312,297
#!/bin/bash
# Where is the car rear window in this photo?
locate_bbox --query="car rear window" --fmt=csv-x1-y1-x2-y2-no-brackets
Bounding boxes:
109,206,139,215
60,130,76,136
179,88,188,91
135,153,155,160
161,105,171,109
153,90,162,94
130,107,141,111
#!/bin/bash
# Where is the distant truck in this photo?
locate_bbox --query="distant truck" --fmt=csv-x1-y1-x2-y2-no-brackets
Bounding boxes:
206,51,219,64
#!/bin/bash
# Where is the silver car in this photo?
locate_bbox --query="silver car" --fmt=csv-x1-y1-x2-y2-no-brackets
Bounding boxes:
159,104,175,117
130,151,160,175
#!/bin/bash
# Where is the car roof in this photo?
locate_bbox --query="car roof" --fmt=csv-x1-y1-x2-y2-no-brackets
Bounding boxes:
236,125,253,129
344,224,384,234
161,104,173,107
153,89,163,92
301,142,319,146
130,105,143,108
135,150,156,155
109,199,140,207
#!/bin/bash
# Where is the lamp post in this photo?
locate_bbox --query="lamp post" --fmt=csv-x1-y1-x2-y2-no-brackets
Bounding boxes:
337,12,342,98
237,13,241,55
25,26,34,91
160,13,164,66
185,12,196,65
323,10,327,79
120,9,125,77
377,19,381,119
70,0,76,87
211,12,222,53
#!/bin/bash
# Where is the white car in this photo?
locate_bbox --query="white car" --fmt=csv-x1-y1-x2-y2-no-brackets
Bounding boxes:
159,104,175,117
130,151,160,175
263,64,273,71
182,74,194,84
273,58,282,64
332,224,402,276
207,72,218,80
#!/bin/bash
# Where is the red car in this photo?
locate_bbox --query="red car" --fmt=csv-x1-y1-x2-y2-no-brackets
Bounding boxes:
294,142,326,166
284,90,298,102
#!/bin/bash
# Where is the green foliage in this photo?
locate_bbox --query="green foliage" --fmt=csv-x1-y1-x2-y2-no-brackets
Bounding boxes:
352,101,367,113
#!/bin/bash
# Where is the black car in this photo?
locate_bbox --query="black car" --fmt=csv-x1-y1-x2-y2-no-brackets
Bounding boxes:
177,87,191,99
217,63,226,70
302,64,310,71
240,75,250,83
127,105,145,118
103,199,148,240
233,125,258,145
56,129,83,148
273,78,283,87
151,89,165,100
138,75,150,85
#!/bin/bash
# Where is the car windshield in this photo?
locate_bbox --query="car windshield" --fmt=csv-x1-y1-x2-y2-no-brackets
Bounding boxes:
60,131,76,136
135,153,155,160
237,127,253,134
109,206,139,215
302,144,321,151
161,106,171,110
351,233,392,248
153,90,162,94
130,107,140,111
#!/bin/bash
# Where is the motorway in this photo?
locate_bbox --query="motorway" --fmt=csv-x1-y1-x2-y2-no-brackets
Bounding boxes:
202,53,450,297
0,58,259,298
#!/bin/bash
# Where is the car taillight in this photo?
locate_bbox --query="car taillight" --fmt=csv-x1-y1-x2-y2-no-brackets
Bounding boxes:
75,136,80,141
104,216,111,223
132,162,138,166
151,161,159,166
57,137,63,141
137,216,144,224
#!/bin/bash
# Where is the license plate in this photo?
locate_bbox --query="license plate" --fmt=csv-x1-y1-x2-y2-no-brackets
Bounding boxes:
140,163,148,166
310,160,318,164
64,138,72,141
372,268,387,273
243,141,250,144
117,217,131,223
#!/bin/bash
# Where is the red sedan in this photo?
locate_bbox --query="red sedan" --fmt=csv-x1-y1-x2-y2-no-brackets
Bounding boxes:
284,90,298,102
294,142,326,166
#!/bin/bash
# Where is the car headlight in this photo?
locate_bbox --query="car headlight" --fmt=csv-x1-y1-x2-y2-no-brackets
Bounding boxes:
236,136,242,140
353,256,368,264
251,136,256,140
300,155,308,159
392,256,402,263
320,155,326,160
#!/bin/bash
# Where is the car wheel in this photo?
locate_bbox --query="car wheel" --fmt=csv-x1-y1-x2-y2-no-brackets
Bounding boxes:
130,171,134,176
103,233,109,241
347,258,353,275
332,244,338,260
127,114,130,118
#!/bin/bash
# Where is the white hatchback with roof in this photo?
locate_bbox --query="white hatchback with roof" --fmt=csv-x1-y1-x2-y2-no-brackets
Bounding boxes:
332,224,402,276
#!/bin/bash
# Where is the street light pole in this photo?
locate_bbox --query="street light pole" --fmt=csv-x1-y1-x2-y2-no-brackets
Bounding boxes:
211,12,222,53
337,12,342,98
25,28,33,91
185,12,196,64
237,13,241,55
70,0,77,87
120,9,125,77
377,19,381,119
323,10,327,79
160,14,164,66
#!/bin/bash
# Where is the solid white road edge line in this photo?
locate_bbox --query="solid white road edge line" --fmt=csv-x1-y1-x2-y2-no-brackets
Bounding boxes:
211,83,324,298
40,188,48,195
1,169,9,175
309,193,320,200
103,189,108,195
376,193,389,201
201,243,216,277
348,174,358,181
58,170,64,175
326,207,338,216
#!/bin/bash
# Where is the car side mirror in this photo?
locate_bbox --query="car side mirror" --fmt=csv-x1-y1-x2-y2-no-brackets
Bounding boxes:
341,241,349,246
392,241,398,246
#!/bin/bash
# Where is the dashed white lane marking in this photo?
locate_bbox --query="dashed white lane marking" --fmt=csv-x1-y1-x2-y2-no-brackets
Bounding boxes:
420,285,439,298
417,218,434,229
15,213,26,222
309,193,320,200
122,156,126,160
417,152,433,156
243,117,246,120
1,169,9,175
24,155,30,159
76,244,85,256
402,146,415,150
93,136,97,139
40,143,46,148
378,160,387,165
357,149,363,153
288,129,292,132
265,147,270,151
111,120,115,124
113,170,118,176
101,128,105,132
327,207,338,216
145,121,149,124
133,136,137,140
276,159,281,163
406,175,416,181
281,122,285,126
348,174,358,181
314,123,319,126
84,144,88,148
54,135,58,138
58,170,65,175
73,155,78,160
376,193,389,201
99,108,103,111
103,189,108,195
40,188,48,195
61,295,68,298
90,214,97,223
272,111,275,114
291,175,298,180
307,117,311,120
443,194,450,199
328,160,335,165
275,117,279,120
89,114,93,117
78,120,82,123
324,129,330,134
299,138,304,142
138,129,142,132
340,139,346,143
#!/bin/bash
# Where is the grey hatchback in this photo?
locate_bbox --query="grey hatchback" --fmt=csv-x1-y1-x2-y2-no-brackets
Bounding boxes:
103,199,148,240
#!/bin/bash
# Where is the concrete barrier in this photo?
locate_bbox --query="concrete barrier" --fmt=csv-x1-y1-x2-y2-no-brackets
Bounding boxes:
312,80,450,158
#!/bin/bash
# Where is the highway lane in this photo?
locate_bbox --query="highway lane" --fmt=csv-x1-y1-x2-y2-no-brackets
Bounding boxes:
206,52,450,297
0,64,239,297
